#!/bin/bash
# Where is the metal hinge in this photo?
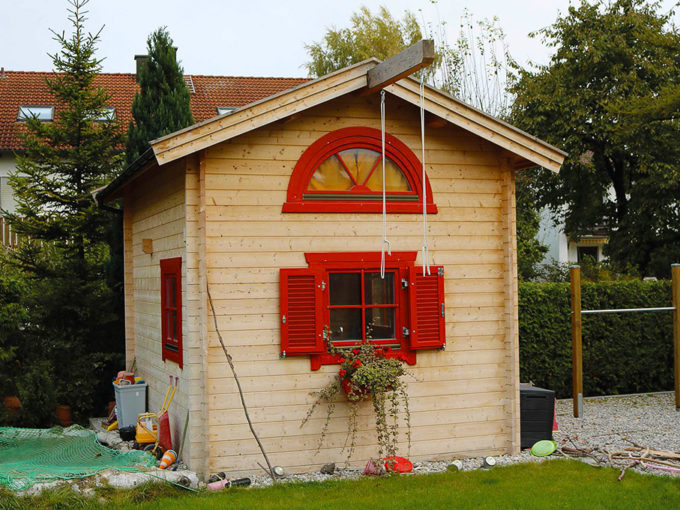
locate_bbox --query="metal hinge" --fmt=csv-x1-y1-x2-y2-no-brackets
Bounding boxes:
401,278,409,290
402,326,410,337
438,267,444,276
319,281,326,291
441,304,445,317
282,315,286,324
280,350,286,359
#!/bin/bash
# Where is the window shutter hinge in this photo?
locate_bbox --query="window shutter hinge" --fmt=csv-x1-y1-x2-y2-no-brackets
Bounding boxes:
441,303,445,317
401,278,409,290
402,326,410,337
282,315,286,324
438,267,444,276
280,351,286,358
319,281,326,291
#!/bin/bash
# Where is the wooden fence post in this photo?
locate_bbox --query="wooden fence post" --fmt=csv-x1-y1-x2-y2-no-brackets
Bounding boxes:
570,265,583,418
672,264,680,411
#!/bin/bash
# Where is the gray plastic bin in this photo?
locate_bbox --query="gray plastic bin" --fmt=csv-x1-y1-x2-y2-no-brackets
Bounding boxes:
113,382,147,428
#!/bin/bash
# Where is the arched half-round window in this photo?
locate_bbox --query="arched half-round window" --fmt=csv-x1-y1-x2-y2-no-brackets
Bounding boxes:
283,127,437,213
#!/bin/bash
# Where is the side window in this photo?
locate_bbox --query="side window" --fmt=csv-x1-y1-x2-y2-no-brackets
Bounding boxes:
280,252,445,370
161,257,182,368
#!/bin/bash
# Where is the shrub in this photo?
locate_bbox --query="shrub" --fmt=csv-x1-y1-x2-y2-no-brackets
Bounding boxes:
519,280,674,398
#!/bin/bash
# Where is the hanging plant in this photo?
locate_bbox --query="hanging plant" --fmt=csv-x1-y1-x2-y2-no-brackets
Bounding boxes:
301,329,411,461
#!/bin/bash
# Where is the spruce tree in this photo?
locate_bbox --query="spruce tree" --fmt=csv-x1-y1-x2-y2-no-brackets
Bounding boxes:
126,28,194,164
3,0,124,422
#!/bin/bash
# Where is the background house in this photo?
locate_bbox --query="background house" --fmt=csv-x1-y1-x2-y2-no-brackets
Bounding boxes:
0,62,307,244
98,59,564,476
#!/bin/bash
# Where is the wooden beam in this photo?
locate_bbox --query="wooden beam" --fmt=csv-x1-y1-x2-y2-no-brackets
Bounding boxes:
570,265,583,418
672,263,680,410
365,39,434,93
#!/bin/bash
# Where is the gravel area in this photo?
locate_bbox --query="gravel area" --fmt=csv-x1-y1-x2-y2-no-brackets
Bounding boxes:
30,393,675,495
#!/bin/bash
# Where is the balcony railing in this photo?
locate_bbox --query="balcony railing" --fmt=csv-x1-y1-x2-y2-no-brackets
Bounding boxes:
0,217,20,248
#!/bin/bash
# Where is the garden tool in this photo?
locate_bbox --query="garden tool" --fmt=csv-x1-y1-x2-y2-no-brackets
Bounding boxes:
135,376,178,456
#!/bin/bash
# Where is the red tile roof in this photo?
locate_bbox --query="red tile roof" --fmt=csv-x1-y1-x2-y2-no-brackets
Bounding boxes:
0,70,309,151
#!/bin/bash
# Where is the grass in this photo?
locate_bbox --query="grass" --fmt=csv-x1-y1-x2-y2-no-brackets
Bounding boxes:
3,460,680,509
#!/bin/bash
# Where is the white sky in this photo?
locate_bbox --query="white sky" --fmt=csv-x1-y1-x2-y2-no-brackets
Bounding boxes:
1,1,678,77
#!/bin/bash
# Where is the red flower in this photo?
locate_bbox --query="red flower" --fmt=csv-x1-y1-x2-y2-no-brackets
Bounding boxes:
353,359,362,367
384,347,391,352
339,358,346,363
352,349,360,355
339,369,347,377
397,353,407,362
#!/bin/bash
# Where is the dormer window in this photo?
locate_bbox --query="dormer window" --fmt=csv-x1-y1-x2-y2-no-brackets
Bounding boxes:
18,106,54,121
283,127,437,213
217,107,236,115
95,107,116,121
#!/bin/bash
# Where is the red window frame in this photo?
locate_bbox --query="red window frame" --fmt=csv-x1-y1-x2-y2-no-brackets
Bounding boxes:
160,257,183,368
282,127,437,214
280,252,445,370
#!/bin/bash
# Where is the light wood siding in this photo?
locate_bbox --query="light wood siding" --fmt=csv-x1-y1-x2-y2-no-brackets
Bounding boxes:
124,158,204,473
201,93,519,475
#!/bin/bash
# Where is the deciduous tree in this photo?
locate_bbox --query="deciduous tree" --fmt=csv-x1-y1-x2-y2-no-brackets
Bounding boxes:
510,0,680,276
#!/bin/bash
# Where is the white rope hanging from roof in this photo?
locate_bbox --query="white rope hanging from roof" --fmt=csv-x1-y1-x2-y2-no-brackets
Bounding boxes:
420,75,431,276
380,89,391,279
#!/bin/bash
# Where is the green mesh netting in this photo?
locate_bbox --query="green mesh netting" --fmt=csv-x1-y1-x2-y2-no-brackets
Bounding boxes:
0,425,156,491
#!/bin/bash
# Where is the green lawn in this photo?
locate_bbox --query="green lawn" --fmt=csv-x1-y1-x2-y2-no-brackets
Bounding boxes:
3,460,680,509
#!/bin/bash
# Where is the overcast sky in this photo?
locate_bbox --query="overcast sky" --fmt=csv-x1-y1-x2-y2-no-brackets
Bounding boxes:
1,1,678,77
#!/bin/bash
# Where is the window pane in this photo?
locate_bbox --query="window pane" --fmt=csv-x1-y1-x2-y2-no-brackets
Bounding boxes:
329,273,361,305
364,156,411,191
366,308,395,340
330,308,362,341
171,311,178,340
337,148,380,186
18,106,54,121
364,272,394,304
309,156,353,191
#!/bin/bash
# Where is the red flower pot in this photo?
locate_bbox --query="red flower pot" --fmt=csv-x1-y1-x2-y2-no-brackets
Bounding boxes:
341,379,369,396
3,396,21,415
55,405,73,427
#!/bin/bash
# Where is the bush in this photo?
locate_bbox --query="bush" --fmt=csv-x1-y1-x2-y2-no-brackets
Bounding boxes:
519,279,674,398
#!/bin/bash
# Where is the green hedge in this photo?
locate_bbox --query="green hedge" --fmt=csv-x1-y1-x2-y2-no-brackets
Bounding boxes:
519,280,674,398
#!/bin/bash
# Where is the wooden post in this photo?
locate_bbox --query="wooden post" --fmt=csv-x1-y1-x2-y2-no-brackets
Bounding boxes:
672,264,680,410
570,266,583,418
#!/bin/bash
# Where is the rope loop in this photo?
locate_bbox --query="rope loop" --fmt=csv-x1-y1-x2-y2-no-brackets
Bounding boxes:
420,76,431,275
380,90,391,279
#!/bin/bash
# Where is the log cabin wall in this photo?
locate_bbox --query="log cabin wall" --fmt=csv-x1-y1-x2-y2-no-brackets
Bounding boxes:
201,92,520,475
123,157,204,471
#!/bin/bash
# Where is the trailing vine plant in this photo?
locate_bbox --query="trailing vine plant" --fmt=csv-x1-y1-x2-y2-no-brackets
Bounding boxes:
301,327,411,461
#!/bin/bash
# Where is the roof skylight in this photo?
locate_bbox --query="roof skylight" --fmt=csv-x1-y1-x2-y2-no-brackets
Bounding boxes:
18,106,54,121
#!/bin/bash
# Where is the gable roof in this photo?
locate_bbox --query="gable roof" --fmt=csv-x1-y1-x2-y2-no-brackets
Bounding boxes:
0,70,309,151
149,59,565,172
98,59,566,203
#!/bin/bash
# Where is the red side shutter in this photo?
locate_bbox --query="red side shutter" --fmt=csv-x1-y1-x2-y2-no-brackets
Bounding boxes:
161,257,183,368
280,268,325,356
408,265,445,350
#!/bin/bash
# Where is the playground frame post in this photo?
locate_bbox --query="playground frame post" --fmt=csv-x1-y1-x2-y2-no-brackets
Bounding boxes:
673,264,680,410
570,266,583,418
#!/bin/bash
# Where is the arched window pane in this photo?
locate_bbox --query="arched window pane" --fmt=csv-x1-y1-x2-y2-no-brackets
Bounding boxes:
337,148,380,185
309,155,353,191
364,157,411,191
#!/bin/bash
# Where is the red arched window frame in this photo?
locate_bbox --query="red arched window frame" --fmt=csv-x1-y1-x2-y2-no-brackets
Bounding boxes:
282,127,437,214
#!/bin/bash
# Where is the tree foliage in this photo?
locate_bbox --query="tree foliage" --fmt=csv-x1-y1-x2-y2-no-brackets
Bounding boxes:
305,7,422,78
306,5,545,277
510,0,680,277
126,27,193,164
1,0,124,423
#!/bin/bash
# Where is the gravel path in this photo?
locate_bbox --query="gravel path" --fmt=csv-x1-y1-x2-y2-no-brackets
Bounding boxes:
246,392,680,487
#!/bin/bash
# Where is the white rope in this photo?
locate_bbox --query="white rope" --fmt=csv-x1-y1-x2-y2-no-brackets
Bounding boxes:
420,76,431,275
380,90,391,279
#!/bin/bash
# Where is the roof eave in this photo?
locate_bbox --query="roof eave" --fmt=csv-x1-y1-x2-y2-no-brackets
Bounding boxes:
95,148,156,204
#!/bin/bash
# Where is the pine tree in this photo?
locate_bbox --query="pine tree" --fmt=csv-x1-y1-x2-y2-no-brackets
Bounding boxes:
126,28,194,164
3,0,124,422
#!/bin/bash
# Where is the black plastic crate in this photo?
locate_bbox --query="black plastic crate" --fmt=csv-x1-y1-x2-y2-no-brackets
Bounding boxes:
520,384,554,449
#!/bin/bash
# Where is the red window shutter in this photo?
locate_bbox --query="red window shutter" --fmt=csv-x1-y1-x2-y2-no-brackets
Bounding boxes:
408,265,445,350
280,268,325,356
160,257,183,368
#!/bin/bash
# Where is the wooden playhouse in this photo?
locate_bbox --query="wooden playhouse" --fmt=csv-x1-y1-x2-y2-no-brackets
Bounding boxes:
97,52,565,477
